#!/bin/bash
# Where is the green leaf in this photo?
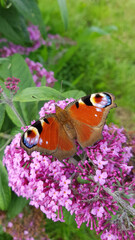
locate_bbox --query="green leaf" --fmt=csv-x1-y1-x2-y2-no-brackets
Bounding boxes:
10,54,34,91
0,54,34,91
13,86,65,102
0,161,11,210
0,0,7,8
0,5,30,44
41,75,46,86
57,0,68,30
62,90,86,99
0,59,11,81
7,192,29,218
0,104,5,130
20,102,38,125
6,104,22,127
10,0,46,37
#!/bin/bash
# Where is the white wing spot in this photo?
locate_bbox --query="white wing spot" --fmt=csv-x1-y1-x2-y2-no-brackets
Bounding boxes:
95,114,98,117
46,141,48,145
39,138,43,145
96,108,102,112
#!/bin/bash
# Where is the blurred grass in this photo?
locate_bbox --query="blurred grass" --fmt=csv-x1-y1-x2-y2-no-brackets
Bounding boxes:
38,0,135,128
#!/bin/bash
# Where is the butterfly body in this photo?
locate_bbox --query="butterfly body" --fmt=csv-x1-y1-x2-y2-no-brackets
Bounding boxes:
21,92,116,160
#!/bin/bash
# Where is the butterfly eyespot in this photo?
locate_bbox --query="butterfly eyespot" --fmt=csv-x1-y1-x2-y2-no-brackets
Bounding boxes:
90,93,112,108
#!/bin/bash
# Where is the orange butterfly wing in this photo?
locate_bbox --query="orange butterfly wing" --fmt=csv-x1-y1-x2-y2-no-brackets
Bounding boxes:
21,114,76,160
66,92,116,148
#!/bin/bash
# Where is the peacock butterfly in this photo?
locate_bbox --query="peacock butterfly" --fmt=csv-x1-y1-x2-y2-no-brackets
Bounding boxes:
20,92,116,160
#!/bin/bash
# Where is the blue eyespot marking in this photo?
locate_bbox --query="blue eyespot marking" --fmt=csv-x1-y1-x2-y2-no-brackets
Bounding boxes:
104,93,112,107
23,135,38,149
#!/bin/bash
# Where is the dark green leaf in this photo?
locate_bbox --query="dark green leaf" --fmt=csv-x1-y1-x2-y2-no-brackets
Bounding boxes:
10,126,22,135
0,5,30,44
57,0,68,30
0,161,11,210
7,192,29,218
13,86,65,102
10,0,46,37
0,231,13,240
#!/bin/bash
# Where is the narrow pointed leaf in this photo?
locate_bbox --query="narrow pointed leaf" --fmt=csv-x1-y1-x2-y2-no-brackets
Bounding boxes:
0,161,11,210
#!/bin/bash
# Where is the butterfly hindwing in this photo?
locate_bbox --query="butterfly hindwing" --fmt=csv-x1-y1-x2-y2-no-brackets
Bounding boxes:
53,124,76,160
66,92,116,148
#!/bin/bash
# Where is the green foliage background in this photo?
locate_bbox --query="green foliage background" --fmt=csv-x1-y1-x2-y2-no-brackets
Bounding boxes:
38,0,135,129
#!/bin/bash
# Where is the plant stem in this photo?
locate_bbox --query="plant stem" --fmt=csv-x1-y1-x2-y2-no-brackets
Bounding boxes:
102,185,135,216
89,175,135,216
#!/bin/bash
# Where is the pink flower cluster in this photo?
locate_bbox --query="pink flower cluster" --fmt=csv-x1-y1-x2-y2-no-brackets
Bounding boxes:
3,99,135,240
25,58,57,87
0,24,46,57
4,77,20,94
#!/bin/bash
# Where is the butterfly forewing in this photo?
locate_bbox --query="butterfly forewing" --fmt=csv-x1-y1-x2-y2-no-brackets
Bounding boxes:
21,114,76,160
66,92,116,148
21,115,59,155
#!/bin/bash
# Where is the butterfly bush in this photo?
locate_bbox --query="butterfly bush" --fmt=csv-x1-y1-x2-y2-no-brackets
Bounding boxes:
3,99,135,240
